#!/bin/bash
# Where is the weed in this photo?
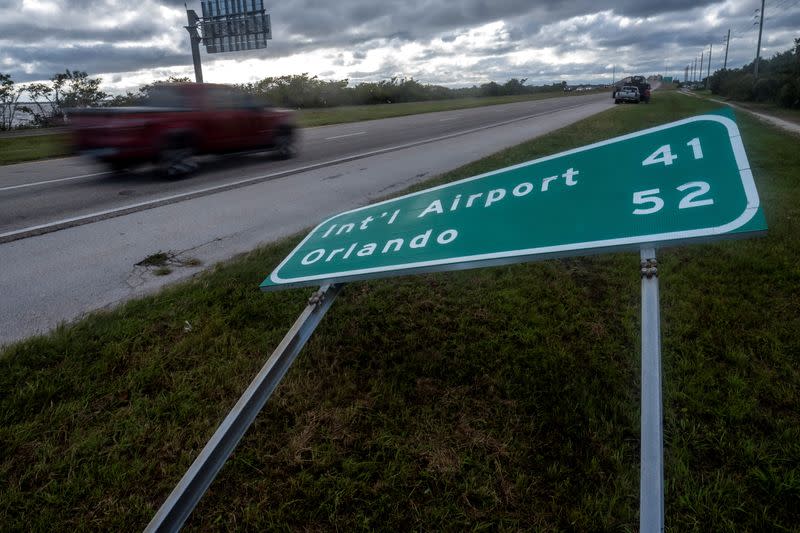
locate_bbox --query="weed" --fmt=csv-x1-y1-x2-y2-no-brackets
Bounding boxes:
136,252,171,267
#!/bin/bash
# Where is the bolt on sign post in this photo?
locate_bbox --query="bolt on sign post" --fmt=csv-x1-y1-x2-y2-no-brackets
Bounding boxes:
149,110,765,532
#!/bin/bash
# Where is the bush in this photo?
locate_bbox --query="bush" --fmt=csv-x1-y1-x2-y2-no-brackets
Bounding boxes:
753,77,780,102
707,40,800,106
777,81,800,108
721,73,754,101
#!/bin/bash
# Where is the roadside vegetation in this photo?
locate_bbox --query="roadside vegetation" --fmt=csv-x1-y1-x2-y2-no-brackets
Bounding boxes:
711,100,800,128
107,74,586,110
294,89,603,127
0,70,106,129
2,70,593,133
0,133,70,165
2,92,798,531
706,37,800,112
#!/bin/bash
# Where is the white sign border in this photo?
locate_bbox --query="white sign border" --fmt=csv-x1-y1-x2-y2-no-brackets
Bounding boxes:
265,114,761,288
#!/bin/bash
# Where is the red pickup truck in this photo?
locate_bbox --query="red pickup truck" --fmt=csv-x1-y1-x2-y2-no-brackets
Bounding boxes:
69,83,297,176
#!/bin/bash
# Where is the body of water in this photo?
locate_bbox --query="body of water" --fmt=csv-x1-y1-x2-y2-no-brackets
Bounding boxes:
1,102,59,128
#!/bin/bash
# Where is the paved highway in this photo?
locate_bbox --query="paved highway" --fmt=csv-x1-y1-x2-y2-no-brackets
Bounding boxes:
0,93,609,239
0,92,614,346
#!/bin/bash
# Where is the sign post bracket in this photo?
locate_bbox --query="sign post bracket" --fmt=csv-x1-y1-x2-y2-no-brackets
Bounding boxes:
145,283,344,533
639,248,664,532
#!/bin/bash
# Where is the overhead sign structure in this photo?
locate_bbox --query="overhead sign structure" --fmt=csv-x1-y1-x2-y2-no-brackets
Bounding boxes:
200,0,272,53
184,0,272,83
261,111,766,291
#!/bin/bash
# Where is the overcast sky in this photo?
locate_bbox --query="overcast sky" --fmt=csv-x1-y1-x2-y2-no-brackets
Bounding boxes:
1,0,798,93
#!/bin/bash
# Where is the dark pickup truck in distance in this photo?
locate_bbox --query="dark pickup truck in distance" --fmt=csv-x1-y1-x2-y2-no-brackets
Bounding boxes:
611,75,651,104
614,85,640,104
69,83,297,176
630,75,651,103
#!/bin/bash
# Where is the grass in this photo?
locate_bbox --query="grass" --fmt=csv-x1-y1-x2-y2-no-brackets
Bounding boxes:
2,92,799,531
0,133,70,165
723,101,800,127
0,90,604,166
295,90,606,128
686,89,800,128
136,252,171,267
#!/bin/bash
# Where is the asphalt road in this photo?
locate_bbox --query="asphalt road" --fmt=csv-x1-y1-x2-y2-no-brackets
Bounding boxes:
0,92,614,346
0,93,609,239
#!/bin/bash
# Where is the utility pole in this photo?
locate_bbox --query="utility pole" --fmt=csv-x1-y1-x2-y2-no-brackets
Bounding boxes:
185,8,204,83
754,0,766,78
723,29,731,70
699,51,704,84
612,64,616,85
706,44,712,88
685,65,689,83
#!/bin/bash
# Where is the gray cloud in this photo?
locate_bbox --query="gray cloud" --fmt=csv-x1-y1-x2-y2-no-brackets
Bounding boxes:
0,23,166,44
0,0,798,90
3,43,188,82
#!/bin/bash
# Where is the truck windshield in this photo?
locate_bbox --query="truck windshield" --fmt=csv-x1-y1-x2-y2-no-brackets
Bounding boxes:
145,86,190,108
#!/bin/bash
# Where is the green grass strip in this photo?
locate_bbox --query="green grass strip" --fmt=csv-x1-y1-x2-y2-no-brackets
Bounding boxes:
296,90,606,128
0,133,70,165
2,92,798,531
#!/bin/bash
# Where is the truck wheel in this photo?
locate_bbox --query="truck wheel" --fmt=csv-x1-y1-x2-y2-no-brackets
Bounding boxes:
157,136,197,178
273,128,296,160
108,160,129,173
615,99,621,104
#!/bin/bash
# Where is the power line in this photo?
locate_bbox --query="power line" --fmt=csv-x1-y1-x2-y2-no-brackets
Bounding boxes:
769,0,794,10
731,5,763,38
716,0,800,72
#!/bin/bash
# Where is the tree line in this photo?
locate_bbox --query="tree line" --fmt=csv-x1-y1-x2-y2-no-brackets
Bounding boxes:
707,38,800,109
108,74,567,108
1,70,568,130
0,70,107,129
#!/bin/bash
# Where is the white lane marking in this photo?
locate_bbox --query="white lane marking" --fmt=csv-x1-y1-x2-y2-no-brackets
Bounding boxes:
1,100,602,243
439,116,461,122
0,171,109,192
325,131,367,140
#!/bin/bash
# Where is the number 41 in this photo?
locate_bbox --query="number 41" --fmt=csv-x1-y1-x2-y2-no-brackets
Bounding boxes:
642,138,703,166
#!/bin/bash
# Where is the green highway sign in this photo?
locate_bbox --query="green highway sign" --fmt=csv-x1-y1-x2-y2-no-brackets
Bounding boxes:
261,111,766,291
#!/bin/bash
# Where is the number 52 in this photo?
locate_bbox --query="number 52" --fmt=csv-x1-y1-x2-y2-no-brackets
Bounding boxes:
633,181,714,215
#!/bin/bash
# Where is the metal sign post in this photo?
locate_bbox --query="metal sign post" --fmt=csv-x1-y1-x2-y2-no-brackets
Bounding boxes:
145,284,343,533
639,248,664,532
184,10,204,83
